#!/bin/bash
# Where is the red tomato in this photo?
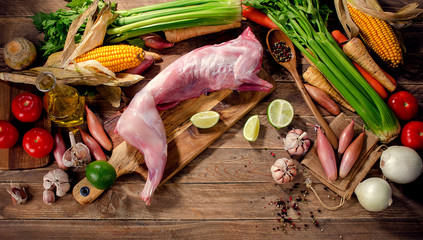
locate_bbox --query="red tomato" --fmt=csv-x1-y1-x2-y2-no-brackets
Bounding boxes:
387,91,419,121
401,121,423,150
0,120,19,149
22,128,54,158
12,92,43,122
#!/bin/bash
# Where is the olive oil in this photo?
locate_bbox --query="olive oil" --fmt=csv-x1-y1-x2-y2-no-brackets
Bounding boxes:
36,72,85,128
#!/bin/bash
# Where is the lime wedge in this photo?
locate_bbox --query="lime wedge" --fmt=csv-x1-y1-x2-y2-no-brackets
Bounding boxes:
190,111,220,129
243,115,260,141
267,99,294,129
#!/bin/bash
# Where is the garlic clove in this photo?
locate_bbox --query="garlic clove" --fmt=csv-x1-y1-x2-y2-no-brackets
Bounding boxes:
55,182,71,197
43,189,55,205
7,184,28,205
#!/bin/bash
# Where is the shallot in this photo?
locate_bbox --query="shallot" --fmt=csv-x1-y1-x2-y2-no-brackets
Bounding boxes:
140,33,174,49
78,127,107,161
338,120,355,154
315,125,337,181
339,131,365,178
270,158,297,184
354,177,392,212
53,129,67,170
283,129,311,156
124,55,154,75
380,146,422,184
86,105,112,151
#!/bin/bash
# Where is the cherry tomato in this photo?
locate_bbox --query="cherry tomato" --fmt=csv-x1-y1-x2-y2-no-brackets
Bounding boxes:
12,92,43,122
0,120,19,149
22,128,54,158
387,91,419,121
401,121,423,150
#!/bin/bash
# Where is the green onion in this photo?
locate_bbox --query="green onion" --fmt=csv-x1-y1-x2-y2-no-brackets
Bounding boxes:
244,0,400,142
106,0,241,44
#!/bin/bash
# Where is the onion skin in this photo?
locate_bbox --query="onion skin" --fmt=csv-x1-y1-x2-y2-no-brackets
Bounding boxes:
78,127,107,161
86,105,113,151
316,126,338,181
53,130,68,170
339,131,365,178
338,120,355,154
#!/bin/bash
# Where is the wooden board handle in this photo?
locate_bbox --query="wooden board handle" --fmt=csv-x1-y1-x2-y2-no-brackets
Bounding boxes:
73,142,143,204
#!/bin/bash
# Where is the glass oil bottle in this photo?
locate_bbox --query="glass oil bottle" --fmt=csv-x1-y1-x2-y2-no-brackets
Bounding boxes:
35,71,85,128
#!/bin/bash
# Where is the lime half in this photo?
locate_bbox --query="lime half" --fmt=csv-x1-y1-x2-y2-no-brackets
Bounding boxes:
267,99,294,129
190,111,220,129
243,115,260,141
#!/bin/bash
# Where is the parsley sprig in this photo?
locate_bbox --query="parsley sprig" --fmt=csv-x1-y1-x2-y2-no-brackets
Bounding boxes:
31,0,115,58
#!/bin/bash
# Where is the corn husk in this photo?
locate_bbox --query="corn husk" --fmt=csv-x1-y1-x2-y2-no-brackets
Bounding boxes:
335,0,423,38
60,0,117,68
0,67,143,87
96,85,122,108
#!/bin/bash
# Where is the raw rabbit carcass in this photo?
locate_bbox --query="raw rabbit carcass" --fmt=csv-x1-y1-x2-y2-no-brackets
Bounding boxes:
116,27,273,205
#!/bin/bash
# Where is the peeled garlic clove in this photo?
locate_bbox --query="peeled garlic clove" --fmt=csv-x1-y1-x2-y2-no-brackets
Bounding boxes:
283,129,311,156
271,158,297,184
43,189,55,205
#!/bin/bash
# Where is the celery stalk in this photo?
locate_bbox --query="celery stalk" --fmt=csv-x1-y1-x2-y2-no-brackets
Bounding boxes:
106,0,241,43
244,0,400,142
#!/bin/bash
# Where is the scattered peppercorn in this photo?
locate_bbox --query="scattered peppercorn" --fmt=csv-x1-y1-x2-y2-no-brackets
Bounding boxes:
265,185,325,234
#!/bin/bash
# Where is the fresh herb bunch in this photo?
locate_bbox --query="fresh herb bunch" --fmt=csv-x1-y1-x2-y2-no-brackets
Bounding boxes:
31,0,116,58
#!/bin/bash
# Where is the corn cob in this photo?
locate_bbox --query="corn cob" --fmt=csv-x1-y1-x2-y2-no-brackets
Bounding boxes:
75,45,145,73
347,4,403,69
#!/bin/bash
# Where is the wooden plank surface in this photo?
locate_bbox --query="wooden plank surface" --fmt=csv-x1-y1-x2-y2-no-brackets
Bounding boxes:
0,0,423,239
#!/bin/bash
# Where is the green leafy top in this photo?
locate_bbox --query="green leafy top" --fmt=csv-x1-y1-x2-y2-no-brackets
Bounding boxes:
31,0,116,58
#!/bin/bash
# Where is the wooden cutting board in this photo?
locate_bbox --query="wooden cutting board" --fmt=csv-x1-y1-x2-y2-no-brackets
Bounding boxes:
72,69,275,204
0,80,51,170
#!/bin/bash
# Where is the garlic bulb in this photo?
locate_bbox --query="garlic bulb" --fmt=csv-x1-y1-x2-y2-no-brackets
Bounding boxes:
271,158,297,184
283,129,311,156
62,131,91,171
43,169,71,197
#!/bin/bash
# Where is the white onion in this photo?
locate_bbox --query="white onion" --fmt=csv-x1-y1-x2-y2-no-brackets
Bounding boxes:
354,177,393,212
380,146,422,184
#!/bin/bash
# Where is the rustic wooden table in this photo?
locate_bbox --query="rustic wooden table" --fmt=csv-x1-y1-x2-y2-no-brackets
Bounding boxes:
0,0,422,239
